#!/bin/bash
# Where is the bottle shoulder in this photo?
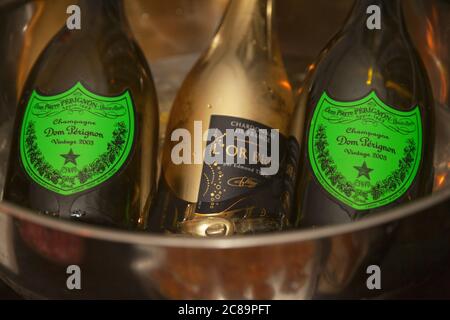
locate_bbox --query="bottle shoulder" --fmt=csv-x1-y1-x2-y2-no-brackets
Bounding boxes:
22,27,154,98
307,32,432,111
173,52,293,111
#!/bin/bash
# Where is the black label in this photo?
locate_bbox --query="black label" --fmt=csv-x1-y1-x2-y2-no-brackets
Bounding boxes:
195,115,299,231
150,115,301,235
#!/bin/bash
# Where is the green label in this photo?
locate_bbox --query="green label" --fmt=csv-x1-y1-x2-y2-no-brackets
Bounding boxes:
308,91,422,211
20,82,135,196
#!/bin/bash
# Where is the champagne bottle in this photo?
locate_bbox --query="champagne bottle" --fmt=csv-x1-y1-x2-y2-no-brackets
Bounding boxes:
414,0,450,109
150,0,296,236
293,0,435,227
4,0,159,229
0,2,34,192
406,0,450,191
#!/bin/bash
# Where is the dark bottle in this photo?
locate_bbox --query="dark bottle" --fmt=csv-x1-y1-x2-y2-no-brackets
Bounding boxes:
0,2,34,190
293,0,435,227
406,0,450,191
406,0,449,109
149,0,296,237
4,0,159,229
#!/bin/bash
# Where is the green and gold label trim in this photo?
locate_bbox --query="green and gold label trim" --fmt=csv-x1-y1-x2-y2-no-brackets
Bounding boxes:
308,91,422,211
20,82,135,196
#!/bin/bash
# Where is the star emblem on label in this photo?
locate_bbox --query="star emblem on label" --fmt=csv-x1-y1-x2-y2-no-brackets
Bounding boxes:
60,149,80,166
354,161,374,180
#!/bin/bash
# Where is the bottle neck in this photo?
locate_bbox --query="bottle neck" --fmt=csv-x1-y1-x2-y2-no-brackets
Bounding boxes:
78,0,127,28
213,0,275,56
343,0,404,33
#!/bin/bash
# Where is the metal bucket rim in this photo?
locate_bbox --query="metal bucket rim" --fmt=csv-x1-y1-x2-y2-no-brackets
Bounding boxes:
0,186,448,249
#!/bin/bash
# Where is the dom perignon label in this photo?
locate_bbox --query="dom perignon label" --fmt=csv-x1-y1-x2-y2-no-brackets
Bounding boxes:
308,91,423,211
20,82,135,196
196,115,298,223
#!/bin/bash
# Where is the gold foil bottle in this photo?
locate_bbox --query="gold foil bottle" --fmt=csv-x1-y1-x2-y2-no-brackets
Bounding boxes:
293,0,435,227
4,0,159,229
150,0,296,237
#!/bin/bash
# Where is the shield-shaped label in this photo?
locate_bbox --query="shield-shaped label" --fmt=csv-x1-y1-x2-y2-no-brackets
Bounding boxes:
20,82,135,196
308,91,422,211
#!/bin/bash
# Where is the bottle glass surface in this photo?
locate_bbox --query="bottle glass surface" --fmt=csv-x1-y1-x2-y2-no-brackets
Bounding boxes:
293,0,435,227
405,0,450,191
4,0,159,229
150,0,297,236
